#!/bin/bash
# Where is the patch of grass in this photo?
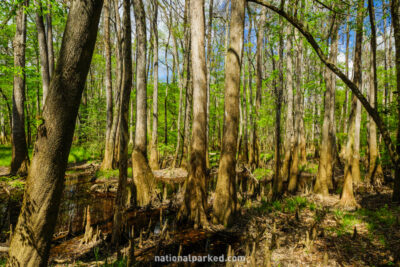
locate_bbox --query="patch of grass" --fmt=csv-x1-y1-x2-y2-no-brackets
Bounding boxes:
95,168,133,179
253,168,272,180
0,257,6,266
284,196,308,213
0,145,100,167
356,205,396,230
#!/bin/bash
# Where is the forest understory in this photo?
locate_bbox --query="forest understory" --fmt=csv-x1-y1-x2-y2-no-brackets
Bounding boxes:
1,156,400,266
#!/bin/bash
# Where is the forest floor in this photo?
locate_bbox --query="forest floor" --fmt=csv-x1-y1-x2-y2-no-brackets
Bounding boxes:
1,161,400,266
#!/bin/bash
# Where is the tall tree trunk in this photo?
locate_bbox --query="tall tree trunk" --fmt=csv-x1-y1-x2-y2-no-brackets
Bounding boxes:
212,0,245,226
178,0,209,228
46,3,55,78
149,0,159,170
315,15,339,195
34,0,51,106
10,0,29,176
391,0,400,202
281,25,294,183
102,0,122,170
272,20,284,199
102,0,114,171
112,0,132,245
254,8,266,168
366,0,384,184
247,9,255,168
206,0,214,169
7,1,103,264
132,0,156,206
340,0,363,206
240,59,249,162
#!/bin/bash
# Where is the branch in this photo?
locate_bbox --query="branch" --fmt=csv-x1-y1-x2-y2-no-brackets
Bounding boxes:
248,0,399,166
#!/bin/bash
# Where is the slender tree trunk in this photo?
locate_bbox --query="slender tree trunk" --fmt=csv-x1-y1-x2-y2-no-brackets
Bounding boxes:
34,0,50,107
315,15,339,195
281,25,294,183
240,59,249,163
272,20,284,199
149,0,159,170
132,0,156,206
254,8,265,168
7,1,103,265
112,0,132,245
10,1,29,176
391,0,400,202
46,3,55,78
178,0,209,228
366,0,384,184
340,0,363,206
212,0,245,226
101,0,114,171
206,0,214,169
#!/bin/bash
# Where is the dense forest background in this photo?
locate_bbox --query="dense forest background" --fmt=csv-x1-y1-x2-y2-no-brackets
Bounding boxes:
0,0,400,265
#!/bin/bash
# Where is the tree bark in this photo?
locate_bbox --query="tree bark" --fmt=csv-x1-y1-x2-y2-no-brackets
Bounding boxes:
390,0,400,202
315,15,339,195
132,0,156,207
253,7,266,169
101,0,114,171
340,0,363,206
112,0,132,245
149,0,159,170
281,25,294,183
34,0,51,107
212,0,245,226
46,3,55,78
10,1,29,176
7,0,103,265
178,0,209,228
206,0,214,169
366,0,384,185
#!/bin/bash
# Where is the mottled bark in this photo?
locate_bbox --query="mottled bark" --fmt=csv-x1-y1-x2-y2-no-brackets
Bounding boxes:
366,0,383,185
132,0,156,207
112,0,132,245
253,8,265,169
340,0,363,207
315,16,339,195
212,0,245,226
272,20,284,199
206,0,214,168
34,0,50,106
178,0,209,228
281,26,294,183
7,1,103,265
391,0,400,202
101,0,114,171
10,1,29,176
149,0,159,170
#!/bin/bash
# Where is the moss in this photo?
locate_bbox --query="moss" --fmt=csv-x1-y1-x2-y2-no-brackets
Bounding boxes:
253,168,273,180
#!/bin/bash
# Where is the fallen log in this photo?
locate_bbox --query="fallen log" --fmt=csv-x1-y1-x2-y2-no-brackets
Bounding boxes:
153,168,188,184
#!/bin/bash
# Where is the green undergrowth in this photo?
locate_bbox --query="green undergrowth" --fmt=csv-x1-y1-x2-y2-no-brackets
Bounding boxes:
248,196,313,214
253,168,273,180
0,145,100,166
95,168,133,179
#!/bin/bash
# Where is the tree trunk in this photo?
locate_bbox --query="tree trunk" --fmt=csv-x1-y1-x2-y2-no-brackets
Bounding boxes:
7,1,103,265
366,0,384,185
272,20,284,199
391,0,400,202
178,0,209,228
212,0,245,226
315,15,339,195
281,25,294,183
112,0,132,245
46,3,55,78
132,0,156,207
254,8,265,169
102,0,114,171
149,0,159,170
206,0,214,169
10,1,29,176
34,0,51,107
340,0,363,207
